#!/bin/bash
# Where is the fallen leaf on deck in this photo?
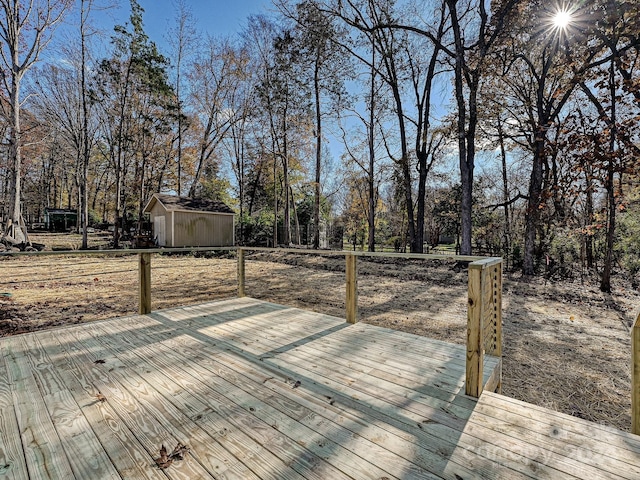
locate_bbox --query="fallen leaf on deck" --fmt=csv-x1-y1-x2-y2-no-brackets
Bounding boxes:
155,445,172,469
170,442,190,461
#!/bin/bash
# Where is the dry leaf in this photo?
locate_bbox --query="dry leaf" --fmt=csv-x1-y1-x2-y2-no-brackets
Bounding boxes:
170,442,189,461
155,445,173,469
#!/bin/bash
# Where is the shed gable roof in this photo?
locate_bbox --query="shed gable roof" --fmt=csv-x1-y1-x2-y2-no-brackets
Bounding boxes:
144,193,234,215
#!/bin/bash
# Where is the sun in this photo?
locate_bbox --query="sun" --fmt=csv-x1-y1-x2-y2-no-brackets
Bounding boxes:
552,9,572,29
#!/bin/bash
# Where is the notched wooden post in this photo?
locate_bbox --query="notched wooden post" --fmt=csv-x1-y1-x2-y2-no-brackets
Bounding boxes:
237,248,245,298
138,252,151,314
633,312,640,435
466,262,484,398
345,253,358,324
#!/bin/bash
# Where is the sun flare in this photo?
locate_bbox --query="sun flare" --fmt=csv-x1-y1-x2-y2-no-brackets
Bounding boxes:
553,9,572,29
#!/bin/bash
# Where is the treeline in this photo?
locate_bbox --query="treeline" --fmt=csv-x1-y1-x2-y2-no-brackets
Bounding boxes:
0,0,638,292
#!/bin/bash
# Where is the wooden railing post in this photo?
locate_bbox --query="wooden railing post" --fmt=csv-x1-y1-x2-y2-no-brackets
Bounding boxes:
345,253,358,324
493,261,503,393
466,262,484,397
633,312,640,434
138,252,151,314
466,258,503,397
237,248,245,298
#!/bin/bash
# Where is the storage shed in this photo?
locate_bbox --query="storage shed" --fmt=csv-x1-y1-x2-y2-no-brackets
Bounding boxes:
143,193,235,247
44,208,78,232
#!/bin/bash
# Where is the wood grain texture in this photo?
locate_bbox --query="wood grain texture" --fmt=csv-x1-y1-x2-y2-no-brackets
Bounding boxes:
36,330,168,480
0,351,29,480
237,248,246,297
1,297,638,479
18,334,122,480
138,252,151,314
466,265,484,397
345,254,358,324
57,327,218,480
3,336,77,480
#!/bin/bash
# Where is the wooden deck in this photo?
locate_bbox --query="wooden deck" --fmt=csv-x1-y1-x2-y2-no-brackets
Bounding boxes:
1,297,639,479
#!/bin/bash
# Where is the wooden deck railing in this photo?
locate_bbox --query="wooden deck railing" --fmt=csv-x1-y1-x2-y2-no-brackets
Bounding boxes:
2,246,502,398
633,311,640,435
466,258,503,397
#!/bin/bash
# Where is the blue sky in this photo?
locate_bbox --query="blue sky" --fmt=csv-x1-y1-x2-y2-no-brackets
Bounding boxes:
132,0,271,44
53,1,272,60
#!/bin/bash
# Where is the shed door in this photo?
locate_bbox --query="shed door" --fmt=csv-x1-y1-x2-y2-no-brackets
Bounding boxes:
154,215,166,246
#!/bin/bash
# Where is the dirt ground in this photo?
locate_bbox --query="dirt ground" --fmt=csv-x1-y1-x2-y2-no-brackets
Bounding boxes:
1,233,638,432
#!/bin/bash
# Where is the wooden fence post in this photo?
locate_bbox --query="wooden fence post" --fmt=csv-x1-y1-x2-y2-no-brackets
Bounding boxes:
237,248,245,298
138,252,151,314
633,312,640,435
345,253,358,324
466,263,484,398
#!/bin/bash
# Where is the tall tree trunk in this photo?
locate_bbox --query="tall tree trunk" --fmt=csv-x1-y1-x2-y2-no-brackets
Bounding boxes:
313,55,322,250
290,185,301,245
112,50,136,249
282,116,291,246
523,131,546,275
234,125,245,244
446,0,473,256
80,0,90,249
283,153,291,245
367,53,376,252
6,70,24,243
75,152,82,234
273,149,278,247
601,58,617,293
391,86,416,252
497,117,511,270
584,173,594,269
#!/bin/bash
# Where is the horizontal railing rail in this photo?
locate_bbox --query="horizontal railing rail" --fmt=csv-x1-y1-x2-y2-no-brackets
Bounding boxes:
1,245,502,398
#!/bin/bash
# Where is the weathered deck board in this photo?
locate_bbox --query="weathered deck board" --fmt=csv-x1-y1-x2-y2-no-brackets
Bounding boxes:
163,303,580,479
18,334,122,480
141,307,526,480
0,297,639,479
93,320,367,480
0,345,29,480
107,314,458,480
55,326,248,480
57,330,217,480
35,330,170,480
3,336,77,480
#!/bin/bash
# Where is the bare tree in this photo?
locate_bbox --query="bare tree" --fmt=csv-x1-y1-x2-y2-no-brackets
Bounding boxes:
167,0,197,196
187,37,237,197
0,0,71,245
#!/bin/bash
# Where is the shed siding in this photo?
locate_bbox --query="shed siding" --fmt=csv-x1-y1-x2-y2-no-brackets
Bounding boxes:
173,211,234,247
148,203,171,247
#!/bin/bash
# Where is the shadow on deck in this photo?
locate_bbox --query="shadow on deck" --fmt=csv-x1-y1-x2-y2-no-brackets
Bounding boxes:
1,297,639,479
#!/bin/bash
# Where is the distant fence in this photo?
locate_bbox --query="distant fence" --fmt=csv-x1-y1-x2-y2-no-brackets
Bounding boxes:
2,246,503,399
